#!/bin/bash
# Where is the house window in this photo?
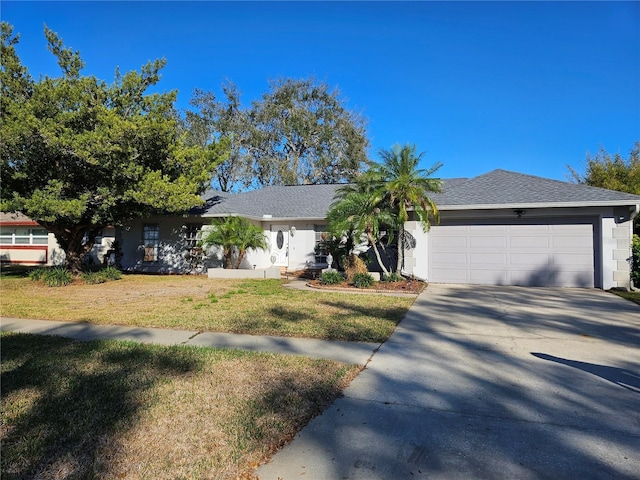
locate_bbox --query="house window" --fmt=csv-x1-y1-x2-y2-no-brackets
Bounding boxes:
0,227,48,245
183,223,203,249
143,224,159,262
314,226,329,264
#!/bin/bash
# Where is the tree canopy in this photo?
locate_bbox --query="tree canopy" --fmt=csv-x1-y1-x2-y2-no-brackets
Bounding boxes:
568,141,640,195
184,77,369,191
0,23,228,272
200,216,268,269
328,144,442,274
372,145,442,273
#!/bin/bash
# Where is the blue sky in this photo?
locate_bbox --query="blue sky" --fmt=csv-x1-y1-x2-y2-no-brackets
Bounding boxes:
3,1,639,181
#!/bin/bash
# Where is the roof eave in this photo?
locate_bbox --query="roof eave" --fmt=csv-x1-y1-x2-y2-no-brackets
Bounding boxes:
201,213,328,222
438,201,640,211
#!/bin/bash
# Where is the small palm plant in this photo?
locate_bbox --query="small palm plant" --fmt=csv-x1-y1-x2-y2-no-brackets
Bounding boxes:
201,216,268,269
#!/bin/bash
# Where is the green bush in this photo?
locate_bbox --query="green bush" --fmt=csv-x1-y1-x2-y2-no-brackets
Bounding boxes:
82,266,122,284
82,271,106,285
320,270,344,285
101,266,122,281
382,272,403,282
42,267,73,287
28,267,49,281
352,272,374,288
632,234,640,288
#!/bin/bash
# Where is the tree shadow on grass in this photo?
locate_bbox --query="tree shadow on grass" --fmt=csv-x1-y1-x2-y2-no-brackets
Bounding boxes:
1,333,203,480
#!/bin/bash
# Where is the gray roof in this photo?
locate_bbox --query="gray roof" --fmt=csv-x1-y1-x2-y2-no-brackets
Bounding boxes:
197,169,640,219
198,183,343,219
431,169,640,210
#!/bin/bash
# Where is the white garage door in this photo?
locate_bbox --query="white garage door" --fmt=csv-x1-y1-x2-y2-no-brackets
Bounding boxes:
428,219,596,287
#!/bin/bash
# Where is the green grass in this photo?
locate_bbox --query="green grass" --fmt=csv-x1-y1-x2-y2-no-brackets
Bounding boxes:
1,332,360,480
0,275,413,342
610,289,640,305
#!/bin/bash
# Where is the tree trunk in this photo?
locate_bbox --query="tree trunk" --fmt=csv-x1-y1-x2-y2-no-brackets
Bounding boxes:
235,249,246,269
224,247,234,269
367,233,389,276
396,223,404,274
48,225,102,274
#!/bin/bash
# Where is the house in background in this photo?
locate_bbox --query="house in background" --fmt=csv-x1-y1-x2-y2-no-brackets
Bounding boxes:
0,212,63,266
116,169,640,290
0,212,116,267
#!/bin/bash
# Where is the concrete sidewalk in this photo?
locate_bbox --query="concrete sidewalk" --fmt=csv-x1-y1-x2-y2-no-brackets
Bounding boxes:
0,317,380,365
256,284,640,479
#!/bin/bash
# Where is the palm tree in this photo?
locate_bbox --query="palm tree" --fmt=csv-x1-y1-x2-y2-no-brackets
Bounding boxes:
201,216,267,269
374,144,442,273
327,178,396,276
234,218,268,269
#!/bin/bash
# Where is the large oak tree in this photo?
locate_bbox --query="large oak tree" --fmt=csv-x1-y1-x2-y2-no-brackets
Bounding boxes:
0,23,228,272
184,77,370,191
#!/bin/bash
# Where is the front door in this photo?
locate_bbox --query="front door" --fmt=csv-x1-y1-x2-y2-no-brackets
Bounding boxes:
270,226,289,267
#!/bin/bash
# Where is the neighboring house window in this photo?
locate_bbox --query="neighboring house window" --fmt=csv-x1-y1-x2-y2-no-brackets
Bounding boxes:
143,224,160,262
0,227,49,245
184,224,203,250
314,226,329,264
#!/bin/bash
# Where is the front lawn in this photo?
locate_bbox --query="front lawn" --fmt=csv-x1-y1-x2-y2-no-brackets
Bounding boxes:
1,332,359,479
0,275,414,342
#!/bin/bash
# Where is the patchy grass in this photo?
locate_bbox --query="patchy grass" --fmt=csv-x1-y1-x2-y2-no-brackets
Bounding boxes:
0,275,413,342
1,332,360,480
610,289,640,306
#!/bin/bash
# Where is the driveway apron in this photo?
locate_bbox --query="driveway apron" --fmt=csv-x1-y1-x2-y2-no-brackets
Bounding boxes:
256,284,640,480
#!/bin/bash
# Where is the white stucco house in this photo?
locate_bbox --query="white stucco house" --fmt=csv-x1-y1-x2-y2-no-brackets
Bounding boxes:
113,169,640,290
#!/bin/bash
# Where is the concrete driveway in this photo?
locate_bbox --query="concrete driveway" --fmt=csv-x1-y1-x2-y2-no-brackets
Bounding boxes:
257,284,640,479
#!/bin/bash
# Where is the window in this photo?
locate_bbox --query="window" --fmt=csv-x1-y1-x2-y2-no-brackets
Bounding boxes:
143,224,160,262
183,224,203,250
0,227,48,245
314,226,329,264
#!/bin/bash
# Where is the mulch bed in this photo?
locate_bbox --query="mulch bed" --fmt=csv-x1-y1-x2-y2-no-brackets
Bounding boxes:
306,279,425,294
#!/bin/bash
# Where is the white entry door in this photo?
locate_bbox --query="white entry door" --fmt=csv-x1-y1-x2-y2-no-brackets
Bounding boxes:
270,225,289,267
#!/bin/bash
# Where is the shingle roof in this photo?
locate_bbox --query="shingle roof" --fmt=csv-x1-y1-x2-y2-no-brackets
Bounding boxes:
0,212,40,225
197,169,640,219
199,183,343,219
431,169,640,209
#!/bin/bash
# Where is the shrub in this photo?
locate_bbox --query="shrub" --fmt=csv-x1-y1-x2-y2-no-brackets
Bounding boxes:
101,266,122,281
42,267,73,287
82,271,107,285
352,272,374,288
82,266,122,285
28,267,49,281
632,234,640,288
382,272,403,282
320,270,344,285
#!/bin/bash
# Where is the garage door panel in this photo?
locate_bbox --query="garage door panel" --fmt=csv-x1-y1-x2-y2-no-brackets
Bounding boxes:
431,268,468,282
552,236,591,249
551,253,594,267
510,236,549,248
431,236,467,248
508,270,551,287
432,252,467,265
470,236,507,248
470,253,507,265
470,269,508,284
429,219,595,288
510,253,549,265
